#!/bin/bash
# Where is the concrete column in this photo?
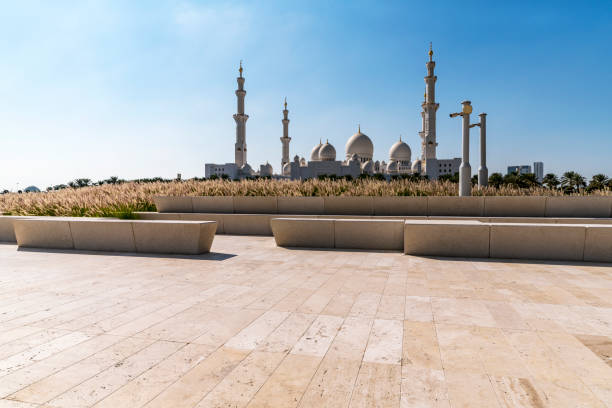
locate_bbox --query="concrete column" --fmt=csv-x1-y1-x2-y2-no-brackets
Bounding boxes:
478,113,488,188
459,101,472,197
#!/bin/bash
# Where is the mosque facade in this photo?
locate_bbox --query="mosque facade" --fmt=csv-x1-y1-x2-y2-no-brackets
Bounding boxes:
205,46,460,180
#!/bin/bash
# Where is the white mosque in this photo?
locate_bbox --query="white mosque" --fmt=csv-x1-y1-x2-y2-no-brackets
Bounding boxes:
205,45,461,180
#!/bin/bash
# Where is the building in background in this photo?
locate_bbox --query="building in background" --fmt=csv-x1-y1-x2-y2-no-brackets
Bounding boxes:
206,46,468,180
205,63,268,179
507,165,532,175
533,161,544,183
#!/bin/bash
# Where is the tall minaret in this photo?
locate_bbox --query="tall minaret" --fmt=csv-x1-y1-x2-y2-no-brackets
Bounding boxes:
280,97,291,171
421,43,439,162
233,61,249,167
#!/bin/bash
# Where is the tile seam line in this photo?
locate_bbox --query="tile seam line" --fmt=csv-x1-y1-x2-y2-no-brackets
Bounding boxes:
293,315,349,408
67,220,75,249
346,292,386,406
43,338,167,407
88,340,192,408
518,329,602,407
244,313,324,407
190,310,298,407
2,333,133,402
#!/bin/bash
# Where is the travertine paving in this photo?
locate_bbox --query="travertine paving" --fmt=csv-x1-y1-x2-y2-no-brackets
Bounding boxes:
0,236,611,407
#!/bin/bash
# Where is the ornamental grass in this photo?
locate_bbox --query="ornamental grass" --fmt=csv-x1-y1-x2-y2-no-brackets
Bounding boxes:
0,179,608,217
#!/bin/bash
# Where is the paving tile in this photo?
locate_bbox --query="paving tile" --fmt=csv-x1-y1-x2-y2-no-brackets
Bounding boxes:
290,315,344,357
349,362,401,407
362,319,403,365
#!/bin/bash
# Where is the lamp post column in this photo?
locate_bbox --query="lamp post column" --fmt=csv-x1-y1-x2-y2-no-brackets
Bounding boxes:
459,101,472,196
478,113,488,188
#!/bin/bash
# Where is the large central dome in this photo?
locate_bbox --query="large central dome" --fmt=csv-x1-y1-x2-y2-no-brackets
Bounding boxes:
345,127,373,161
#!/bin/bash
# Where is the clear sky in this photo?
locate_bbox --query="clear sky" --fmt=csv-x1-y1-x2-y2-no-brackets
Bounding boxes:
1,0,611,190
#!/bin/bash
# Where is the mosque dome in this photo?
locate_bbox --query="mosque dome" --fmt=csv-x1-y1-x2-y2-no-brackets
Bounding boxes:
319,141,336,161
411,159,422,173
362,160,374,174
240,163,253,175
24,186,40,193
300,157,307,166
310,141,323,161
389,139,411,162
387,160,400,173
345,127,373,161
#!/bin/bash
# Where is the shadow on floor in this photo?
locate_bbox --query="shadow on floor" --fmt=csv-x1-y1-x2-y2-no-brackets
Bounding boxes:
417,255,612,267
281,246,402,254
16,247,236,261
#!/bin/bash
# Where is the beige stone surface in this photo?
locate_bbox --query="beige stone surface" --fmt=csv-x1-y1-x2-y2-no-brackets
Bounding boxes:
334,219,404,250
192,196,234,213
404,220,490,257
0,235,611,407
132,220,216,254
271,218,334,248
373,196,428,216
69,219,136,252
584,225,612,262
14,218,73,249
427,196,485,216
277,196,324,214
545,196,612,218
134,212,181,220
484,196,547,217
153,196,193,213
178,213,225,234
0,216,23,242
224,214,274,235
323,196,374,215
233,196,278,214
490,223,585,261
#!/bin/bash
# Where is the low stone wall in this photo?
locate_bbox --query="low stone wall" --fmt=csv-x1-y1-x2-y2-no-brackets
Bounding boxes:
12,218,217,254
134,212,612,236
404,220,612,262
153,195,612,218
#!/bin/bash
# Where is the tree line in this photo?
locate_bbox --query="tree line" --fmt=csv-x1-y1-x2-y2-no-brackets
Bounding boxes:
438,171,611,193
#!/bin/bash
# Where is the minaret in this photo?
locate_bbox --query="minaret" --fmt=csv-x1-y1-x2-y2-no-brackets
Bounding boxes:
280,97,291,171
421,43,439,162
233,61,249,167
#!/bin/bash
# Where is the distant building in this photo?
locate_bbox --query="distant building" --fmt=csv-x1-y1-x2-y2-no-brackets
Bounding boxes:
204,62,262,180
24,186,40,193
533,161,544,183
206,46,465,180
507,165,532,175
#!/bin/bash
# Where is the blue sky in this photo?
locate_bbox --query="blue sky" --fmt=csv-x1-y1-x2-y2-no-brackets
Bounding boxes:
1,0,611,189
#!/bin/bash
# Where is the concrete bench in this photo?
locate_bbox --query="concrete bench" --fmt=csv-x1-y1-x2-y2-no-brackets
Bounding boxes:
270,218,403,250
13,218,217,255
404,220,612,262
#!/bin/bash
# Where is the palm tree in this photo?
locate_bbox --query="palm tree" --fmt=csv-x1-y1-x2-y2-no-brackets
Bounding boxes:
561,171,586,193
518,173,539,188
542,173,560,189
587,174,609,192
488,173,503,188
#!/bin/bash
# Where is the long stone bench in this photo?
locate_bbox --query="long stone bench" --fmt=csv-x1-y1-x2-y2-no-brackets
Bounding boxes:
404,220,612,262
13,218,216,255
270,218,404,250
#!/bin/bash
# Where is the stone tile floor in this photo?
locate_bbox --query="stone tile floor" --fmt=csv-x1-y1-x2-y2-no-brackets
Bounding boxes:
0,235,611,407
